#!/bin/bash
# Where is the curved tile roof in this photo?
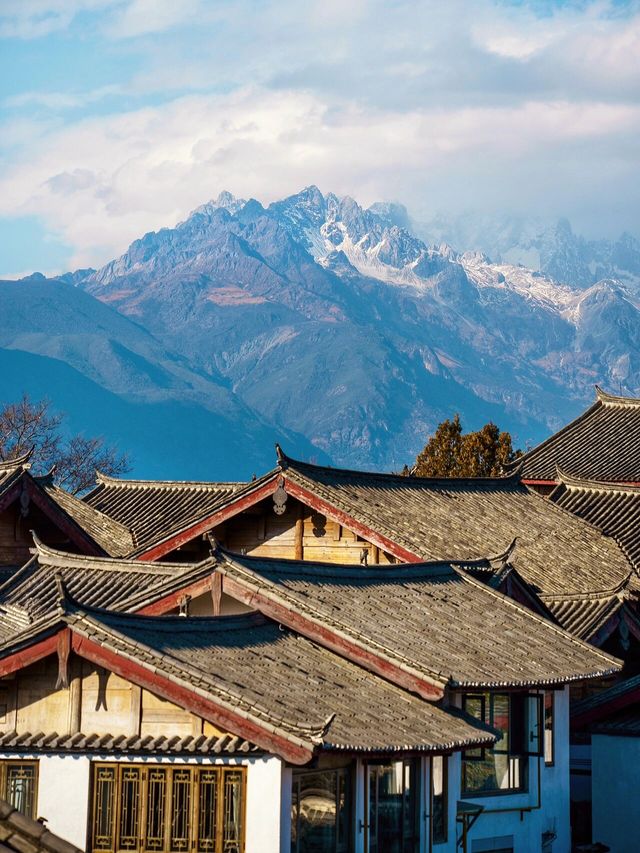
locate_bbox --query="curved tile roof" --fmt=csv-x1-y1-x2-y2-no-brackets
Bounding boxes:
216,550,622,689
279,452,630,598
84,472,252,552
517,386,640,482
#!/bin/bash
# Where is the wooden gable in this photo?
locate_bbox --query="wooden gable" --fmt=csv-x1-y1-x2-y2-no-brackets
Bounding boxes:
1,653,232,740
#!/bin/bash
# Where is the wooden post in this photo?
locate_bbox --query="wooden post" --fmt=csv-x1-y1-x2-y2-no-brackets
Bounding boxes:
211,572,223,616
294,506,304,561
371,544,380,564
130,685,142,736
67,656,82,734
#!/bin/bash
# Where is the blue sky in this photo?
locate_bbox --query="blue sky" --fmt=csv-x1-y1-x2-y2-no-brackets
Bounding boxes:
1,0,639,276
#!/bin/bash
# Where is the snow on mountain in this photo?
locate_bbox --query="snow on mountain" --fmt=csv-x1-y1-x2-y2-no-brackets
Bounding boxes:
59,186,640,469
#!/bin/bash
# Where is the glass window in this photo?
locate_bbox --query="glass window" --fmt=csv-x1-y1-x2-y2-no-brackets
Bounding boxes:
462,693,529,795
90,764,245,853
366,760,418,853
291,767,351,853
544,692,554,766
431,756,447,844
0,761,38,818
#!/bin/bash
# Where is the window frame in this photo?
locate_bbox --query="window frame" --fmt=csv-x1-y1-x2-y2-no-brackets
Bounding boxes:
364,758,420,853
88,762,246,853
290,765,353,853
0,759,39,818
461,692,538,797
544,691,555,767
430,754,448,846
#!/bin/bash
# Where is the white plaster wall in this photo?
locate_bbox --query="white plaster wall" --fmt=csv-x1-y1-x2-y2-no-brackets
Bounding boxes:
244,756,283,853
441,688,571,853
0,752,283,853
37,755,91,849
592,734,640,853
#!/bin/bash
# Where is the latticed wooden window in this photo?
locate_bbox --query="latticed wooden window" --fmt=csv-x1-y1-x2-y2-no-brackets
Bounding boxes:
90,764,246,853
0,761,38,818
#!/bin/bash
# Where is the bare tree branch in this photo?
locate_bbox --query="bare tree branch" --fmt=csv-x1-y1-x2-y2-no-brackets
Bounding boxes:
0,394,131,494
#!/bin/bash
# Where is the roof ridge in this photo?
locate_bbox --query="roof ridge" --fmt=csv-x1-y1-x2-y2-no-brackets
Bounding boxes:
94,471,247,490
557,467,640,494
0,447,34,471
595,385,640,407
279,446,522,487
30,534,211,576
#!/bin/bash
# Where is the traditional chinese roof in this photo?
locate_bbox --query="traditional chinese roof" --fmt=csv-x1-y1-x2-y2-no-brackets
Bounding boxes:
0,604,495,763
38,481,134,557
277,451,630,599
0,798,80,853
215,549,622,690
84,472,250,553
517,386,640,483
0,730,260,756
550,471,640,571
0,539,216,643
0,455,132,558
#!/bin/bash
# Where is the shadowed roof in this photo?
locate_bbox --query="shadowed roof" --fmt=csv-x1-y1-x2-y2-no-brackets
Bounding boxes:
216,549,622,689
550,471,640,572
517,386,640,482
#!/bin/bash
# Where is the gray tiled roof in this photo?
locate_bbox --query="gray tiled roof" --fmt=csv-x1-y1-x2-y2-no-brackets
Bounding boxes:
216,550,622,689
0,455,132,558
551,472,640,572
0,798,80,853
0,541,216,643
0,731,259,756
1,606,496,757
572,672,640,720
279,453,630,599
84,472,248,552
517,386,640,482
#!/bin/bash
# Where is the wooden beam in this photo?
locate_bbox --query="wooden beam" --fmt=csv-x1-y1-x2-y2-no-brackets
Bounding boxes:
135,575,214,616
0,633,60,678
282,479,421,564
137,478,279,562
71,633,314,765
222,574,444,701
294,506,304,561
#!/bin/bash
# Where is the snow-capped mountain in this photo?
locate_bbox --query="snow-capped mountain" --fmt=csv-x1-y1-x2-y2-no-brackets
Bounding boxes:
57,186,640,470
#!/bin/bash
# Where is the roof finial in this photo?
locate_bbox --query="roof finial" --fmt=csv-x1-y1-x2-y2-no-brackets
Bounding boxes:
205,532,221,558
275,443,288,468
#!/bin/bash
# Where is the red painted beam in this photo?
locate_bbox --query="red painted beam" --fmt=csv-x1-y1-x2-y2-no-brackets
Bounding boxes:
0,480,21,516
136,575,214,615
222,574,443,700
71,633,315,765
137,478,279,562
282,478,421,564
0,633,60,677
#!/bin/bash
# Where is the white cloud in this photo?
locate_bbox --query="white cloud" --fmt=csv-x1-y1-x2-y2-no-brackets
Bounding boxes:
1,86,638,269
0,0,121,38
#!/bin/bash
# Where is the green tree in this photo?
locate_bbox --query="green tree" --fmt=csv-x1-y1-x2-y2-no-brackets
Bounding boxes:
0,394,130,494
411,414,520,477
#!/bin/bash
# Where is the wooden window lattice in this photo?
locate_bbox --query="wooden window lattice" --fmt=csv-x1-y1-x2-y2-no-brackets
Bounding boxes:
0,761,38,819
90,764,246,853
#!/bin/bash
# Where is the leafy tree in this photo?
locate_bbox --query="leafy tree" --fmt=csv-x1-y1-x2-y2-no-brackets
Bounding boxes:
410,414,520,477
0,394,130,494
